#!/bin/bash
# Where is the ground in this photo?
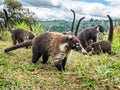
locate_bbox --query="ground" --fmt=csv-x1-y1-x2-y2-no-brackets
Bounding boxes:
0,40,120,90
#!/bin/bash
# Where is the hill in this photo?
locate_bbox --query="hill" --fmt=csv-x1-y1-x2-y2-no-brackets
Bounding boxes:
40,19,120,33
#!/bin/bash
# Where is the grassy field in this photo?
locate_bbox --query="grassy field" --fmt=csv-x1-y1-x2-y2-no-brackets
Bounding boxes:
0,31,120,90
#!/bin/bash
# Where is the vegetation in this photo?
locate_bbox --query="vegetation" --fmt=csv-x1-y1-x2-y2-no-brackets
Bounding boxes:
12,21,44,35
0,24,120,90
0,0,37,28
0,0,120,89
40,19,120,33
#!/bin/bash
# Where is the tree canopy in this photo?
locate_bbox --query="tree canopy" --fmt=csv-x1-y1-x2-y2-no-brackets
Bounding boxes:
2,0,37,26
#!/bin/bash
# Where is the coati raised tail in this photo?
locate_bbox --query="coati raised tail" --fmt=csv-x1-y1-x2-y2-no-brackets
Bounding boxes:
63,9,85,35
74,17,85,36
85,15,113,54
4,32,87,71
63,9,76,35
3,9,35,45
77,23,104,49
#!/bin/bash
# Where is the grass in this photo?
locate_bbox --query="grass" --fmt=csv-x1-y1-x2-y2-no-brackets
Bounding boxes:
0,31,120,90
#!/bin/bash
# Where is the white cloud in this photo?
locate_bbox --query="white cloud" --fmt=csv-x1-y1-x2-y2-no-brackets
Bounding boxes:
25,0,110,20
27,6,72,21
105,0,120,6
1,0,120,20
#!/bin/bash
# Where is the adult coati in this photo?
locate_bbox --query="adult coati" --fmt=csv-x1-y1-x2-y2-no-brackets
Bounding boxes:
4,32,87,71
76,22,104,49
85,15,113,54
3,9,35,45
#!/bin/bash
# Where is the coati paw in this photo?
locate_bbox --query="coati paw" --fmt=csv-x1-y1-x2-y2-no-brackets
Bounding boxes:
4,48,9,53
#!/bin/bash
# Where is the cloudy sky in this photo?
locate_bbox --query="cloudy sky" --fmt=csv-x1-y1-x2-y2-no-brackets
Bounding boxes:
0,0,120,21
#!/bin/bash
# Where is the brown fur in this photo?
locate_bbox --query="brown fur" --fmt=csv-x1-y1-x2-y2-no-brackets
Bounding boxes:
3,9,35,45
4,32,87,71
64,9,103,49
85,15,113,54
77,25,104,48
4,40,32,52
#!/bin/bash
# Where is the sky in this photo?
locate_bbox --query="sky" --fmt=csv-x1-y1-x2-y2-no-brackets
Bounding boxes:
0,0,120,21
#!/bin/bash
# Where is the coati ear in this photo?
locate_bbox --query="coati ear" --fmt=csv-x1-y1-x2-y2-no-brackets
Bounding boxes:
96,26,100,32
67,35,73,41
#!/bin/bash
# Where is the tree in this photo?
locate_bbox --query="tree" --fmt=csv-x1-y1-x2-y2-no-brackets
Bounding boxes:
3,0,37,26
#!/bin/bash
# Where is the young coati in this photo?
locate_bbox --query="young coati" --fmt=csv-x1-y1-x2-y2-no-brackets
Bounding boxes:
4,32,87,71
85,15,113,54
3,9,35,45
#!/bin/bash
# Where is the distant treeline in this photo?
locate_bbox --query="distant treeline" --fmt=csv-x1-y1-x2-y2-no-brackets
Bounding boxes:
40,19,120,34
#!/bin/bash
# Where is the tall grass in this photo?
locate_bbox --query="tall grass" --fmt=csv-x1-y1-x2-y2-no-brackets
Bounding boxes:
0,23,120,89
112,28,120,53
13,21,44,35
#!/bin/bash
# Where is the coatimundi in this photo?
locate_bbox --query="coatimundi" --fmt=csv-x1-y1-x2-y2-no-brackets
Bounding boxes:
4,32,87,71
76,25,104,49
85,15,113,54
3,9,35,45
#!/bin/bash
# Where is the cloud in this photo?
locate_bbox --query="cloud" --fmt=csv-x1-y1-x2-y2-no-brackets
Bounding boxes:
19,0,62,8
21,0,111,20
105,0,120,5
1,0,120,20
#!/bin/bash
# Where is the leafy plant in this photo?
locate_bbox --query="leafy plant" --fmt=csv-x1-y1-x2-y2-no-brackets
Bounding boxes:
32,23,44,35
13,21,44,35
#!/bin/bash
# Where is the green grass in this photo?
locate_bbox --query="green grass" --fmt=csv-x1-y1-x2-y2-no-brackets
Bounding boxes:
0,30,120,90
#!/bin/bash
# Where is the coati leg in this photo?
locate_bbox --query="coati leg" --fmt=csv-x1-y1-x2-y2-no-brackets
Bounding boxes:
62,57,67,70
54,57,68,71
32,47,41,63
81,40,87,49
11,35,16,45
42,54,49,64
32,52,41,63
108,49,111,54
92,37,97,42
54,59,63,71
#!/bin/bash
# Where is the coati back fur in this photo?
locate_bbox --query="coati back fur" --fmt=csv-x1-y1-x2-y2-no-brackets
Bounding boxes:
85,15,113,54
4,32,87,71
3,9,35,45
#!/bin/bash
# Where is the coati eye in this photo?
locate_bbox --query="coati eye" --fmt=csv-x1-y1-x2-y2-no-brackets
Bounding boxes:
72,43,81,49
72,44,76,47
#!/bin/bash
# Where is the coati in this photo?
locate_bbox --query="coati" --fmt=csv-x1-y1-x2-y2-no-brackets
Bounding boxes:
4,32,87,71
3,9,35,45
85,15,113,54
76,23,104,49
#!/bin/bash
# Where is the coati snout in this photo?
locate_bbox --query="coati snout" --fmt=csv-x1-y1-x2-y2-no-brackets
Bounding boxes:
67,35,87,54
